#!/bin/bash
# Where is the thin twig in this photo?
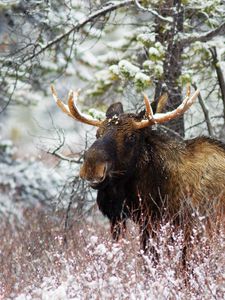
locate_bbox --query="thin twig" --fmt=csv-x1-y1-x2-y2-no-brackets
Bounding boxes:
134,0,173,23
47,149,82,163
192,83,214,137
47,117,82,163
180,22,225,47
186,115,223,131
22,0,134,64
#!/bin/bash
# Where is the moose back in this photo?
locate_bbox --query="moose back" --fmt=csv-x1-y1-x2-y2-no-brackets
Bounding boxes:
51,86,225,255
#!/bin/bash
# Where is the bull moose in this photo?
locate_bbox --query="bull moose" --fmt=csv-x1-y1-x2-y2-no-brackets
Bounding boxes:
51,85,225,261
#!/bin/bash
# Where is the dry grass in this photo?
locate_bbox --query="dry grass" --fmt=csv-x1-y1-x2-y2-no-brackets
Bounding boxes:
0,208,224,299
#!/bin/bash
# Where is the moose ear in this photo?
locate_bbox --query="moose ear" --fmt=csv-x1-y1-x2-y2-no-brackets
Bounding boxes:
106,102,124,118
147,93,168,114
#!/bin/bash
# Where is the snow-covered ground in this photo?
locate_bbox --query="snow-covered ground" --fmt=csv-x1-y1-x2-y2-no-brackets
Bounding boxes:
0,207,224,300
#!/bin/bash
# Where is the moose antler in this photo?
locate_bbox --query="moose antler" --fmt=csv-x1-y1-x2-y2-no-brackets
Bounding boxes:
51,85,102,127
133,87,200,129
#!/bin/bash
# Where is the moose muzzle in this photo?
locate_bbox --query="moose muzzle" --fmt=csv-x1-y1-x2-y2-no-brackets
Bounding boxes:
79,146,112,188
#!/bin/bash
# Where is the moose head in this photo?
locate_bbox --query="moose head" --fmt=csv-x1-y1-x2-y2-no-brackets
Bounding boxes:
51,85,199,190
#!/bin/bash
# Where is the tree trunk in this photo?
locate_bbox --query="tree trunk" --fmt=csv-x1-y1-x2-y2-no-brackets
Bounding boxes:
154,0,184,137
209,47,225,124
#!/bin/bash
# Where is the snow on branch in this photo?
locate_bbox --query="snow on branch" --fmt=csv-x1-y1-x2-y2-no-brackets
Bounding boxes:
23,0,134,63
134,0,173,23
180,22,225,47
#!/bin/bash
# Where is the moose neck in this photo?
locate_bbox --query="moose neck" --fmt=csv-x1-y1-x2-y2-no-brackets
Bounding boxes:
139,127,184,170
136,128,185,205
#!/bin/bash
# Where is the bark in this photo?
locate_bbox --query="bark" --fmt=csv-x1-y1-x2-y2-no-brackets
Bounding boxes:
154,0,185,137
209,47,225,124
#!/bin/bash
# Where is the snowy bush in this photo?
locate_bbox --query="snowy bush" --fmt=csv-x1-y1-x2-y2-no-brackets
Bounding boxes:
0,136,96,224
0,139,63,220
0,210,224,299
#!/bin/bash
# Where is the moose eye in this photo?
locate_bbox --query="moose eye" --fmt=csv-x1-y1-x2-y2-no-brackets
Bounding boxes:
125,133,136,145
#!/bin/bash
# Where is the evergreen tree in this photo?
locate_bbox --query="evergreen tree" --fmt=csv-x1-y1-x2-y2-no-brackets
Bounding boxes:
0,0,224,136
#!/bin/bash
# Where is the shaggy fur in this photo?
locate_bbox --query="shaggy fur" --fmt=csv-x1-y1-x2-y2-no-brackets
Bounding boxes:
80,103,225,260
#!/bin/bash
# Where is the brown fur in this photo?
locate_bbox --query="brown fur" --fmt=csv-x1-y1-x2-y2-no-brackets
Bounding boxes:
151,137,225,214
80,103,225,263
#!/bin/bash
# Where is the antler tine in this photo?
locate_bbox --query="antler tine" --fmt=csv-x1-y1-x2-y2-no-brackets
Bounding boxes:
133,89,200,129
153,89,199,124
51,85,103,127
186,83,191,97
143,93,154,120
67,90,102,127
51,85,74,119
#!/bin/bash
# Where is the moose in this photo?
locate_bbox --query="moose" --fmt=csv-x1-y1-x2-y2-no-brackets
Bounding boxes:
51,85,225,261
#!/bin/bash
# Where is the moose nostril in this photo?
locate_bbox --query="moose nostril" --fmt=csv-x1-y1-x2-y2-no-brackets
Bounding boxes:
79,161,109,185
90,170,106,184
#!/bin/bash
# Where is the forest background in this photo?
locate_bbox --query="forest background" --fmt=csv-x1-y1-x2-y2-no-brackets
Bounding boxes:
0,1,225,298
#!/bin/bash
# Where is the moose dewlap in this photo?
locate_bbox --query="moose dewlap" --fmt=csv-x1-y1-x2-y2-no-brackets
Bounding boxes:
51,85,225,260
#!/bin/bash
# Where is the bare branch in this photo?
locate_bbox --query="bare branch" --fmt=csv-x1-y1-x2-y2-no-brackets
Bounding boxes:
192,83,214,137
0,65,18,113
186,115,224,132
47,149,82,164
46,126,82,164
180,22,225,47
23,0,134,63
134,0,173,23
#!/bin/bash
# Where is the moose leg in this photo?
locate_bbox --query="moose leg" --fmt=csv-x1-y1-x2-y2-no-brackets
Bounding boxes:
110,217,127,241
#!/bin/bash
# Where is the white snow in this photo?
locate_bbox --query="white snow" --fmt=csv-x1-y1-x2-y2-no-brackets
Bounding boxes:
135,72,151,84
94,243,107,256
118,60,140,77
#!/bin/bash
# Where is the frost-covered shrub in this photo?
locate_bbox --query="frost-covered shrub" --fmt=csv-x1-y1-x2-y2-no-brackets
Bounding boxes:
1,210,224,300
0,138,96,222
0,139,62,219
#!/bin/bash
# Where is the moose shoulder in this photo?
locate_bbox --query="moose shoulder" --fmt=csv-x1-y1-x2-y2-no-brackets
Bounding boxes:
51,86,225,257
